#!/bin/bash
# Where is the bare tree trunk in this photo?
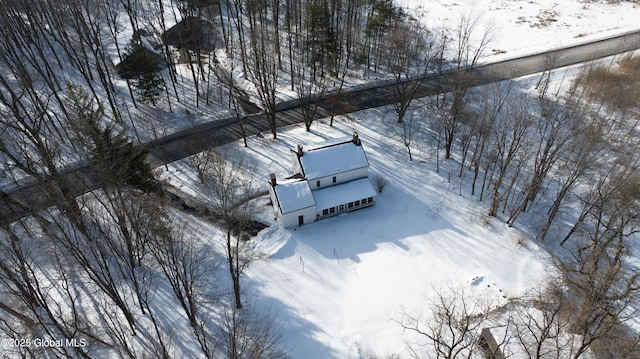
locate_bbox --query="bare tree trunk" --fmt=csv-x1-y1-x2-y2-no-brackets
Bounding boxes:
246,2,279,138
227,230,243,309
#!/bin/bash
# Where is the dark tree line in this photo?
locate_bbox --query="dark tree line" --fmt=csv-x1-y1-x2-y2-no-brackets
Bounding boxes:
216,0,445,137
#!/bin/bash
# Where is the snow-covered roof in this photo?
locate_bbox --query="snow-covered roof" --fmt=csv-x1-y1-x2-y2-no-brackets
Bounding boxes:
313,178,377,210
298,138,369,180
274,179,315,214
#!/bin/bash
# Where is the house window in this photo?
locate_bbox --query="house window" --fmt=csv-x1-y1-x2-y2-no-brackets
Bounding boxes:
329,207,336,214
323,209,329,215
355,200,360,206
316,180,321,188
332,176,336,183
368,197,374,203
361,198,367,204
339,205,344,211
348,202,354,208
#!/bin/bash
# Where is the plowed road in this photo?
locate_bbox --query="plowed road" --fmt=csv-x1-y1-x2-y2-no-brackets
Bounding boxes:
3,30,640,223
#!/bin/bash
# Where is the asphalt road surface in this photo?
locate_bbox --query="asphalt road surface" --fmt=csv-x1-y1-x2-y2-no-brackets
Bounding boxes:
3,30,640,223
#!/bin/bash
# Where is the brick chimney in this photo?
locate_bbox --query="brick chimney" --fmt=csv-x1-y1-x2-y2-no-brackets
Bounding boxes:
352,131,360,146
297,144,304,157
269,173,277,187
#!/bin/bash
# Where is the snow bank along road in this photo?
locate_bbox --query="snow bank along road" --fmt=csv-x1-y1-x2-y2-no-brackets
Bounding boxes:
2,30,640,223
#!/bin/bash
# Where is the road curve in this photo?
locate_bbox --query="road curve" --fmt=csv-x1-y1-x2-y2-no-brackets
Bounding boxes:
2,30,640,223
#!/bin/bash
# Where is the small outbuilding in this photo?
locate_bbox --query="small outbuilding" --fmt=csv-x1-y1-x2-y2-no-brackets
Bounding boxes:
162,17,218,51
477,328,505,359
115,44,165,79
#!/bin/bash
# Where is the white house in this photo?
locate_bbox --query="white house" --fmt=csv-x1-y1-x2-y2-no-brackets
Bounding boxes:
268,132,377,228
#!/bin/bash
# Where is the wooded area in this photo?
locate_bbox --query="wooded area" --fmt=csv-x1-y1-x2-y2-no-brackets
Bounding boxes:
0,0,639,357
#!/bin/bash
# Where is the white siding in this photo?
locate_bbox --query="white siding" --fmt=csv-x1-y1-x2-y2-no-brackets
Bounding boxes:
281,206,317,228
314,178,377,218
309,167,368,190
272,137,376,228
269,182,317,228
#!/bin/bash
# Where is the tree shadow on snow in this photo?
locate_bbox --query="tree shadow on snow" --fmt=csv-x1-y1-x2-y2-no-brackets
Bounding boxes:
272,181,455,263
245,282,343,358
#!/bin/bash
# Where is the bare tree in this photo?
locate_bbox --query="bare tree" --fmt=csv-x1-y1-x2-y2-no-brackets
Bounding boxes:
190,150,214,184
399,287,492,359
389,109,421,161
535,50,561,97
246,0,280,139
486,93,534,216
506,86,588,226
538,121,604,241
42,202,140,336
148,0,181,103
216,302,288,359
0,77,144,343
150,217,218,358
510,281,578,359
63,0,124,119
428,104,447,173
372,173,389,193
293,59,328,131
466,81,514,197
555,164,640,359
386,19,435,124
200,147,261,309
0,217,98,359
437,11,495,160
0,12,78,209
22,87,160,344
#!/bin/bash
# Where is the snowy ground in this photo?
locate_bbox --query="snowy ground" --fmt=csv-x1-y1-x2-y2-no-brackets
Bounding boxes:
160,100,552,358
250,122,553,358
398,0,640,61
92,0,640,357
128,0,640,138
2,0,637,356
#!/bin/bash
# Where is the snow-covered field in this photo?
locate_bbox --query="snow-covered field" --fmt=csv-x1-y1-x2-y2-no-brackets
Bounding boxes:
2,0,638,357
399,0,640,61
161,102,552,357
152,1,640,357
251,126,549,357
63,0,640,356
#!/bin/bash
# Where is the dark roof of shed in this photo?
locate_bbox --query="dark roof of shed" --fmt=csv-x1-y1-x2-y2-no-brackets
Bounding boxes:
162,17,218,51
115,46,165,78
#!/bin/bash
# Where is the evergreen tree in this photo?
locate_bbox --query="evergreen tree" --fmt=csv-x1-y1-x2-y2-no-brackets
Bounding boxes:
305,0,340,77
119,40,166,106
92,125,156,191
66,84,157,191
